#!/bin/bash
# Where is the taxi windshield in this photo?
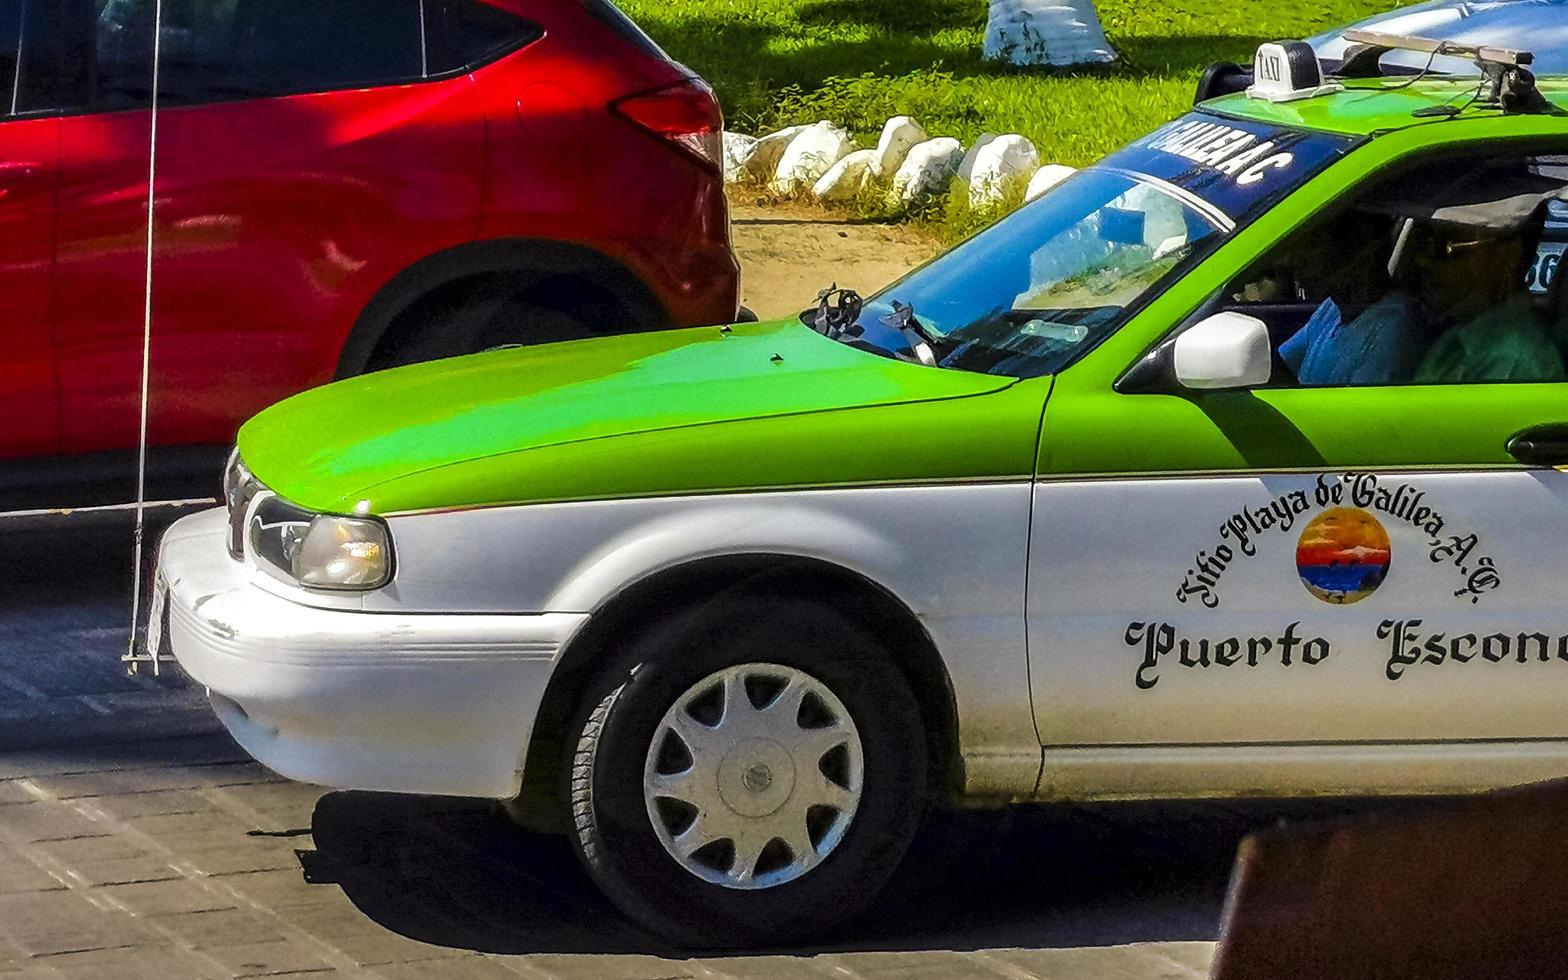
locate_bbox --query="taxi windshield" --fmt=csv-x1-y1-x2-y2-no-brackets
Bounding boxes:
829,112,1359,379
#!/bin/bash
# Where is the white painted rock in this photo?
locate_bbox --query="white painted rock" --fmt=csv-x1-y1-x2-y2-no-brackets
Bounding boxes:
891,137,965,203
771,121,855,195
872,116,929,179
812,148,879,202
1025,163,1077,201
722,131,758,184
743,125,808,182
957,133,999,184
983,0,1117,67
968,134,1041,206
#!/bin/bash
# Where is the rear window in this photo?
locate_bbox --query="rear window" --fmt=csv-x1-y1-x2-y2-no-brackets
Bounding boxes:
21,0,425,111
424,0,542,76
14,0,539,114
0,0,17,115
583,0,667,61
203,0,426,102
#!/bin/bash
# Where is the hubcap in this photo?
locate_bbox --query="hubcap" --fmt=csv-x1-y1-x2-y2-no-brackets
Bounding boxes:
643,663,864,890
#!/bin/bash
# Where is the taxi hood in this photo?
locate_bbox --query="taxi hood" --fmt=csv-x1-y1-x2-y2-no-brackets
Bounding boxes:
237,318,1024,514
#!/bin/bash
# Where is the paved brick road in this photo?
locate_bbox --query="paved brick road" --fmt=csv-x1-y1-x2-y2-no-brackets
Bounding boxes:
0,509,1294,979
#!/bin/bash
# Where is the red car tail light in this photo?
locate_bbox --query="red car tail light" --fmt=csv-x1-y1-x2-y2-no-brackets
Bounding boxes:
611,78,724,173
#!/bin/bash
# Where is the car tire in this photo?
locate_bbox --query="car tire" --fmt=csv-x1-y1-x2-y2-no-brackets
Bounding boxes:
376,280,599,369
567,595,928,947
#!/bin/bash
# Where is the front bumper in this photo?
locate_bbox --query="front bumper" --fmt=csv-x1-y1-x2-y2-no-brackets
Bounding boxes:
157,508,588,799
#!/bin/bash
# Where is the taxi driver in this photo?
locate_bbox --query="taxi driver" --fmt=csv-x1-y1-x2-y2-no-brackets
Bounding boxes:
1279,215,1565,386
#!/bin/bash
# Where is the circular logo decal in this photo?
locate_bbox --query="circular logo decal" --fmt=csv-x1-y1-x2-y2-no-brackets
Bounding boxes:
1296,507,1391,605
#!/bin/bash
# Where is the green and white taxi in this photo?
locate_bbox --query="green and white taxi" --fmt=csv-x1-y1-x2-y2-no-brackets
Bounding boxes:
156,38,1568,943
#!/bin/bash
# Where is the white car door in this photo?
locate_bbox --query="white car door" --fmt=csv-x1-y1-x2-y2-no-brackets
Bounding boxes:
1019,132,1568,799
1026,399,1568,798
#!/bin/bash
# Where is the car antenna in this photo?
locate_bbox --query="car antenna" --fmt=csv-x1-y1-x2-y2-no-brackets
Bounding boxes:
123,0,169,678
1339,29,1551,115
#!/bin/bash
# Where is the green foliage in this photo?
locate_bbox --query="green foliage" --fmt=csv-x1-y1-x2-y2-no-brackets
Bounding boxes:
623,0,1402,161
619,0,1404,239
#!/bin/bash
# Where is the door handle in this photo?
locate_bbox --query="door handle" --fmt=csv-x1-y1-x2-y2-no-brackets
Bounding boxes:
1506,423,1568,465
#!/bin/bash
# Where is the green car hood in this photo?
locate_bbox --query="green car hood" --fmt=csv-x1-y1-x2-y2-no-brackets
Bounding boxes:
238,319,1045,515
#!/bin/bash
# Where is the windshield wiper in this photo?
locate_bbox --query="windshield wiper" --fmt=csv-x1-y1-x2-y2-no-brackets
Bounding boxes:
810,288,947,367
881,300,943,367
813,284,865,341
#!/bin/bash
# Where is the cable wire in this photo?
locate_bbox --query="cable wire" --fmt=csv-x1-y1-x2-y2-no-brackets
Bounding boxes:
126,0,166,675
1381,42,1447,92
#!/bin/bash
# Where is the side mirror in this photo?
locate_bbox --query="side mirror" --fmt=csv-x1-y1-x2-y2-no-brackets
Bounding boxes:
1173,311,1272,390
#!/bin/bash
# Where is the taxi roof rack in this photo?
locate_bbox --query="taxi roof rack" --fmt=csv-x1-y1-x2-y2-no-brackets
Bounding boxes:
1195,32,1551,115
1337,28,1532,75
1336,28,1548,115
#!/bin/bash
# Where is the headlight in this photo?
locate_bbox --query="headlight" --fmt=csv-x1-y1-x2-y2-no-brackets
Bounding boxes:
223,450,260,561
249,496,393,591
294,515,393,590
222,448,250,510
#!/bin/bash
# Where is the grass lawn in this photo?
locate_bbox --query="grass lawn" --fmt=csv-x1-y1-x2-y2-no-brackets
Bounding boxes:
620,0,1404,167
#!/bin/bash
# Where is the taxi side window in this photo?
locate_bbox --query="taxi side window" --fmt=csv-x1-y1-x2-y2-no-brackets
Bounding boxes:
1221,151,1568,388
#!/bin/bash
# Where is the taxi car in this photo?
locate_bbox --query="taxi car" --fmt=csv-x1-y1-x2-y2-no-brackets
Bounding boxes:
155,36,1568,944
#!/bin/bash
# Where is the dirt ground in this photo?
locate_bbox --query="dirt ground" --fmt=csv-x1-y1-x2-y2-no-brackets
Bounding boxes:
729,201,942,320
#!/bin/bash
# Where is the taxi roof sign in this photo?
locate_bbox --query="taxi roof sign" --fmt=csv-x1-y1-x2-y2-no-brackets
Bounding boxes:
1248,41,1343,103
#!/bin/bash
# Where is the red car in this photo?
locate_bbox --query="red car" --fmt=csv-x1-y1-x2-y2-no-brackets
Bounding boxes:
0,0,737,507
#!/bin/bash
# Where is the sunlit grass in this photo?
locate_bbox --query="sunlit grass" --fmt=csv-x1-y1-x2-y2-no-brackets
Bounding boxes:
621,0,1403,239
624,0,1403,164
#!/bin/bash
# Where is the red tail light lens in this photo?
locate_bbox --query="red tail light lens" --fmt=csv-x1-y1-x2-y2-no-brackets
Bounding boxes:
611,78,724,173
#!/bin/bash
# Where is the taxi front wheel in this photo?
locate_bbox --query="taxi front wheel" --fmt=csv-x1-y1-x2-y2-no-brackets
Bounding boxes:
567,596,928,946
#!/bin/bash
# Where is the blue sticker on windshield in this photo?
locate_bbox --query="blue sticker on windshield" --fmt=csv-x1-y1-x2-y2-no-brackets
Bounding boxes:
1108,113,1358,222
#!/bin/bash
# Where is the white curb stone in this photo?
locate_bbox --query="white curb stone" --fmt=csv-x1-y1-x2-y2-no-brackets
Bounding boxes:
812,148,879,202
722,131,759,185
1025,163,1077,201
968,134,1041,206
957,133,999,184
872,116,929,179
771,121,855,195
892,137,965,203
743,124,808,182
